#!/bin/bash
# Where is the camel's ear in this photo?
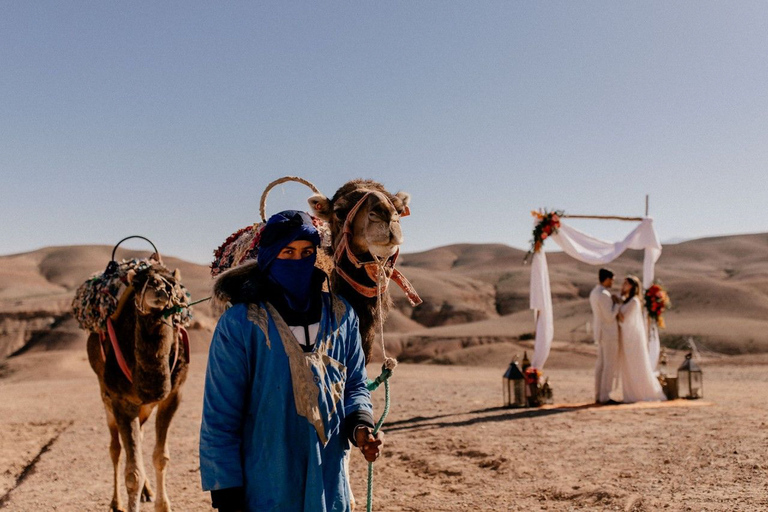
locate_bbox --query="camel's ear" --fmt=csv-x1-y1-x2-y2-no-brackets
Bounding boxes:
126,269,136,284
173,268,181,281
395,191,411,216
308,194,332,221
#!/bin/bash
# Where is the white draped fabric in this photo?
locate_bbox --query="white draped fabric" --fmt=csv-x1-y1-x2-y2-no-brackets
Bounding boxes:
529,218,662,370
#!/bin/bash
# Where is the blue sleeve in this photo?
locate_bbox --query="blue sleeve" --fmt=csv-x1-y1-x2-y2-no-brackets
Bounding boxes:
343,311,373,418
199,307,250,491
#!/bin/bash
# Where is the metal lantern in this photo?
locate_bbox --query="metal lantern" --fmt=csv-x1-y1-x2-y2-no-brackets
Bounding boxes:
677,352,703,399
503,359,527,408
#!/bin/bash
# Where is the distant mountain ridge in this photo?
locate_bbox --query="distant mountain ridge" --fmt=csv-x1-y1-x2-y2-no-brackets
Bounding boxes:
1,232,767,362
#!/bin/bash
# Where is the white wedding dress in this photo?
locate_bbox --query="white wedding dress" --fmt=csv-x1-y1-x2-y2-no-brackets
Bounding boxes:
618,297,666,403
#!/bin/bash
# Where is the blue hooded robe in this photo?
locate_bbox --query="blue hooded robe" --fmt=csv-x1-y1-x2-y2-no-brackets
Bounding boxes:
200,292,372,511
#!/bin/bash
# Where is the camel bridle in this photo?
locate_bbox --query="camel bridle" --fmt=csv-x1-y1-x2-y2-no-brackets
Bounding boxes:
332,191,422,307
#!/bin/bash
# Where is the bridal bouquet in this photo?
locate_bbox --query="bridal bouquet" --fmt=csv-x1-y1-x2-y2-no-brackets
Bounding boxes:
525,209,564,262
645,283,672,329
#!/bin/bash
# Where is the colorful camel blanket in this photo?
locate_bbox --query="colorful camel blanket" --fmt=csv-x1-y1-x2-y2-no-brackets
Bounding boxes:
72,258,192,333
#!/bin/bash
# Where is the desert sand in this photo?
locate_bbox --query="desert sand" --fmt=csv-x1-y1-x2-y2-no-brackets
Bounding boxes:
2,236,768,511
2,346,767,512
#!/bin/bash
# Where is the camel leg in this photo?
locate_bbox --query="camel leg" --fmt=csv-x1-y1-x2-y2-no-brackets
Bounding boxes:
116,410,145,512
106,408,125,512
139,406,155,503
153,391,181,512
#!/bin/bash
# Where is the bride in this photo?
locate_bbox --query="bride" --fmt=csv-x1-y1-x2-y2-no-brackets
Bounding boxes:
618,276,666,403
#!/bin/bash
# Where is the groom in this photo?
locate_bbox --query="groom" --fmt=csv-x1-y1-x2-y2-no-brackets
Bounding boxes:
590,268,622,404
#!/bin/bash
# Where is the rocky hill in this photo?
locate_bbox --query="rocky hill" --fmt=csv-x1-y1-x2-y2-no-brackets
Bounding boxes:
1,233,767,363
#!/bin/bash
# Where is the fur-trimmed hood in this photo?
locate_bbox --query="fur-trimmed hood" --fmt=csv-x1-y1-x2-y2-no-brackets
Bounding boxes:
211,259,261,314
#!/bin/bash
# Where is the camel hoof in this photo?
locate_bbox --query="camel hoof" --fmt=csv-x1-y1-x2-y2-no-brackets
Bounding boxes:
110,499,126,512
141,483,155,503
154,501,171,512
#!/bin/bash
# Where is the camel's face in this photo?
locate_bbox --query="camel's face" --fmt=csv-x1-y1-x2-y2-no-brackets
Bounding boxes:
350,190,406,259
130,268,183,314
309,184,411,260
141,275,172,311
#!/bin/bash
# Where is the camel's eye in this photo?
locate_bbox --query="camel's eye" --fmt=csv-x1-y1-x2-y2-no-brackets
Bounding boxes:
368,211,383,222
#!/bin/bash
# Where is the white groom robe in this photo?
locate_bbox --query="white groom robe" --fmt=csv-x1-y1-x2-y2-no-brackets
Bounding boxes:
590,284,620,403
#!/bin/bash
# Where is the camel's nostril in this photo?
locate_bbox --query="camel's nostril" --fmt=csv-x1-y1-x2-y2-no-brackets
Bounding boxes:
390,224,403,243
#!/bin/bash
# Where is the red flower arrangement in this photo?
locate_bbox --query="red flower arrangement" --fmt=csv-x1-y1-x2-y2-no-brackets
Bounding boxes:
524,367,543,407
525,210,564,262
524,367,541,385
645,283,672,329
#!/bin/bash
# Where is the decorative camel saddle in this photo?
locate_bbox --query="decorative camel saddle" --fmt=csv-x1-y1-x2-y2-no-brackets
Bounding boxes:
73,237,192,333
210,177,331,277
72,237,193,382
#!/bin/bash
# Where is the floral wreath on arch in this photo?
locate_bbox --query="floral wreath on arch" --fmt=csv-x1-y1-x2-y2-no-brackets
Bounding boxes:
524,209,564,263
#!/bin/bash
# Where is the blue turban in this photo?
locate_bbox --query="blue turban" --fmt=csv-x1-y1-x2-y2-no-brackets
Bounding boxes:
257,211,321,271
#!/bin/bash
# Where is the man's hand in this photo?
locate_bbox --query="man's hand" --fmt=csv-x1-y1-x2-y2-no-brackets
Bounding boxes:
354,426,383,463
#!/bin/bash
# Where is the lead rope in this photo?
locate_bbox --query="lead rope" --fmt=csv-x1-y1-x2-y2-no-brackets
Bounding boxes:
366,257,397,512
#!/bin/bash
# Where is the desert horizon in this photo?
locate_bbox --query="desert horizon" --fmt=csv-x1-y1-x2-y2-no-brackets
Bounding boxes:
3,229,767,362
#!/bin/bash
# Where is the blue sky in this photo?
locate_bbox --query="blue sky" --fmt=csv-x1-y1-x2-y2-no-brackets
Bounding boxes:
2,2,767,263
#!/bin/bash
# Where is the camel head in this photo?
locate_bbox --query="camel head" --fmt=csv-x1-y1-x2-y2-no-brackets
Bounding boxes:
309,179,411,260
127,265,184,316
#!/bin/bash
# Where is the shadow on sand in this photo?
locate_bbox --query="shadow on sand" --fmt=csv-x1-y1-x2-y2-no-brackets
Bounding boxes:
385,403,598,433
384,400,709,433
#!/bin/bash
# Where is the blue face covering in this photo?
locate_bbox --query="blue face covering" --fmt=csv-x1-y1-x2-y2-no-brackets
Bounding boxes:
266,252,317,311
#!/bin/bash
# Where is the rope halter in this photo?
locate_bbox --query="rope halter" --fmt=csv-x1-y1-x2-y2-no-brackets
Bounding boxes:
332,190,422,307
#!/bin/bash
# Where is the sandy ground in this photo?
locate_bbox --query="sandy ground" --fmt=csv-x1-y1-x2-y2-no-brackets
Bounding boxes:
1,350,767,512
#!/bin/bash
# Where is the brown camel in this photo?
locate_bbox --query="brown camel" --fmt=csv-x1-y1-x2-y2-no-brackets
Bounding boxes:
308,178,415,362
309,179,417,510
86,263,189,512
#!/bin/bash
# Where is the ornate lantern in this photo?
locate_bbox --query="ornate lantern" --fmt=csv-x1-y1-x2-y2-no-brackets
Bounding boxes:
503,358,526,408
677,352,703,399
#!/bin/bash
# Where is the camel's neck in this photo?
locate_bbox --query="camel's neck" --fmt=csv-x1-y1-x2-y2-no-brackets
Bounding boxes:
132,309,176,403
330,265,392,363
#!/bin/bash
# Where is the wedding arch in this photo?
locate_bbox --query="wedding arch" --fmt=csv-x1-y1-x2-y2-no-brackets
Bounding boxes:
527,204,662,370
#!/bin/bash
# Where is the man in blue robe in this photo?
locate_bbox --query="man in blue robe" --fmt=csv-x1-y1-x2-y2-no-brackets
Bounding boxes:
200,210,382,511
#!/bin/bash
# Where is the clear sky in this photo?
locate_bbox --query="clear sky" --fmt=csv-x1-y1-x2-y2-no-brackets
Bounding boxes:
2,2,767,264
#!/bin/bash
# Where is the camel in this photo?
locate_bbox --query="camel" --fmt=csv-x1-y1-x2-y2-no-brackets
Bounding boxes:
85,262,190,512
308,178,419,363
308,179,423,511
